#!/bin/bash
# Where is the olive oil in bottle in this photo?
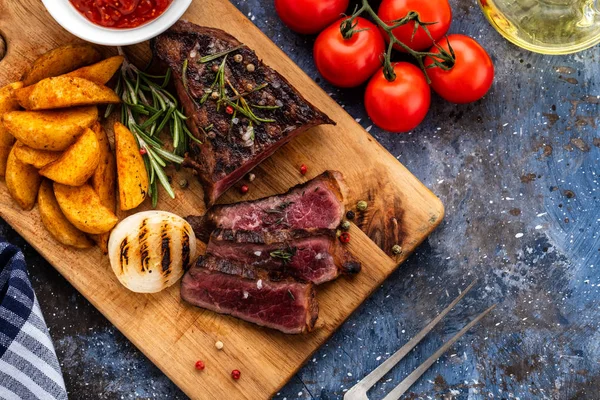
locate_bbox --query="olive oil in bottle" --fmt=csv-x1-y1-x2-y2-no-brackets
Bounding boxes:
478,0,600,54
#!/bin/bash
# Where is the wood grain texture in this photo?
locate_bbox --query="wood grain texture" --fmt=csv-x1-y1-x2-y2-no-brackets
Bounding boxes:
0,1,444,399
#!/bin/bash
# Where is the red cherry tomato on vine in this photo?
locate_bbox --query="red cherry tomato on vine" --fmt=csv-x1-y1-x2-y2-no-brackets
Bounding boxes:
364,62,430,133
314,18,386,88
275,0,349,35
425,34,494,104
378,0,452,51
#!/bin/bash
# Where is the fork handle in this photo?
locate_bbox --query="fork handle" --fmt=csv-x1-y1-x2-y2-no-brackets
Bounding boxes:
381,304,497,400
356,280,477,390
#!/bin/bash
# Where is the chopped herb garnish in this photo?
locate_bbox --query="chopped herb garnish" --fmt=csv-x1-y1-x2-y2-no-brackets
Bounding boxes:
287,290,295,301
263,209,283,214
278,201,294,210
271,247,297,265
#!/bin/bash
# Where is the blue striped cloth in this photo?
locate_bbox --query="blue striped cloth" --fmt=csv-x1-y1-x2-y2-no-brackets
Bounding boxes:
0,241,68,400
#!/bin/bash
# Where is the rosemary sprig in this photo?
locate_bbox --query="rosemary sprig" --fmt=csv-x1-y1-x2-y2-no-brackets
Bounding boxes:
107,47,199,208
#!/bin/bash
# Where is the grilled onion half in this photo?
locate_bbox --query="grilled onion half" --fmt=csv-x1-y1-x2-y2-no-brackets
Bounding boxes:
108,211,196,293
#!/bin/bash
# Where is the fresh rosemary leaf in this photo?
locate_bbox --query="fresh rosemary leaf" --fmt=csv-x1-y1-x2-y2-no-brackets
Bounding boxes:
199,45,244,64
106,48,191,207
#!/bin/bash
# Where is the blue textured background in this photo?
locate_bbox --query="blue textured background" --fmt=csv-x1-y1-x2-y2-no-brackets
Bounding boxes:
2,0,600,398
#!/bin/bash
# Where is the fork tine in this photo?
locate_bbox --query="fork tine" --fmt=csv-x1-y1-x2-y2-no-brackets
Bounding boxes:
344,280,477,400
381,304,497,400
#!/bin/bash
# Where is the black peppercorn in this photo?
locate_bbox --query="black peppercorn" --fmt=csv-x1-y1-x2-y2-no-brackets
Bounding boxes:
346,210,355,220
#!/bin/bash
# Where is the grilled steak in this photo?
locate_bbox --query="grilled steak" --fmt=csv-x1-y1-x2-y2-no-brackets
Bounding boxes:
207,229,361,284
181,256,319,334
152,22,334,206
187,170,347,242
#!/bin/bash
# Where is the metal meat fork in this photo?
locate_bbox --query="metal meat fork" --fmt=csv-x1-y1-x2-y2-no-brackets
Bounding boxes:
344,281,496,400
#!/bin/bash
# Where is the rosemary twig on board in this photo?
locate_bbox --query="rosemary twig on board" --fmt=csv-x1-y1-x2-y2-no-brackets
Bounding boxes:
106,47,200,207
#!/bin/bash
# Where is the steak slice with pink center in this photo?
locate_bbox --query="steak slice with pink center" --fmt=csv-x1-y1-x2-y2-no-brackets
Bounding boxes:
207,228,361,285
187,170,347,242
180,256,319,334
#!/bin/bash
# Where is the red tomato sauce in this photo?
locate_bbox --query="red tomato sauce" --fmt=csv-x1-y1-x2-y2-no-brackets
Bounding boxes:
70,0,173,29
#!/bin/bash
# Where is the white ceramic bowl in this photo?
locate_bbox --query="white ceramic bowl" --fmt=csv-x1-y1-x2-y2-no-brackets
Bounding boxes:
41,0,192,46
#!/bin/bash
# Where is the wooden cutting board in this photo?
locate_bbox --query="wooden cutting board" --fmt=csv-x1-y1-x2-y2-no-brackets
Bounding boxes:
0,1,444,398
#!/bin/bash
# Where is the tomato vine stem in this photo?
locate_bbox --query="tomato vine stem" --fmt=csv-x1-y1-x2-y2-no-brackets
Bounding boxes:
341,0,455,82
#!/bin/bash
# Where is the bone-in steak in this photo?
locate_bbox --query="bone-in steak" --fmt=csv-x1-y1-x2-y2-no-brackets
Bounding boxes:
187,170,347,242
181,256,319,334
152,22,334,206
208,228,361,285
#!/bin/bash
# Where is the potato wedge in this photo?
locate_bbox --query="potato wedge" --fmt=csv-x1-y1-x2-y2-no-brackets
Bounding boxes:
0,82,24,176
114,122,148,210
2,106,98,151
5,146,42,210
14,142,62,169
15,77,120,110
22,44,102,86
40,127,100,185
54,183,119,234
89,122,117,253
38,180,93,249
64,56,124,85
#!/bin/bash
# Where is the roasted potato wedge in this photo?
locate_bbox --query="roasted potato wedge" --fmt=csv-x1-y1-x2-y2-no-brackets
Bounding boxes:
64,56,124,85
14,142,62,169
114,122,148,210
54,183,119,234
5,146,42,210
0,82,24,176
2,106,98,151
89,122,117,253
40,127,100,185
38,180,93,249
22,44,102,86
15,77,120,110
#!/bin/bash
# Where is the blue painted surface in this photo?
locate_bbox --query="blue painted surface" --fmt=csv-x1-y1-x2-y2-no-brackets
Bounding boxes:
3,0,600,398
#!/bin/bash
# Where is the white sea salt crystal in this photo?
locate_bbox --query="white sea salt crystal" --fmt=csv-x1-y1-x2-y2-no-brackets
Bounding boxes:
257,279,263,289
254,251,262,256
515,233,524,238
243,291,249,299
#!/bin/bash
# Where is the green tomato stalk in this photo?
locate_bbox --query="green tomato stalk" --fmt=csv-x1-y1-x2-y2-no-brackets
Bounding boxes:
341,0,456,82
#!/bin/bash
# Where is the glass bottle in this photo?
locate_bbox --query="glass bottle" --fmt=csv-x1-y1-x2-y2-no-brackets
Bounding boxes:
478,0,600,54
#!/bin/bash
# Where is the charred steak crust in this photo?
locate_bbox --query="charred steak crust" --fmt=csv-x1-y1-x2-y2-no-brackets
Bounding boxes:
151,22,335,206
186,170,347,242
181,256,319,334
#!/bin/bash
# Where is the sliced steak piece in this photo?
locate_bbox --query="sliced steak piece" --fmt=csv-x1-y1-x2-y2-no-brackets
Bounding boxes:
187,170,347,242
152,21,334,206
207,228,361,285
181,256,318,334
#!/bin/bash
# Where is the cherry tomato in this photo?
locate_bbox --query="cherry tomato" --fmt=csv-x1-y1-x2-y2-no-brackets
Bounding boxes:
275,0,349,34
378,0,452,51
425,34,494,104
364,63,430,133
314,18,386,88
